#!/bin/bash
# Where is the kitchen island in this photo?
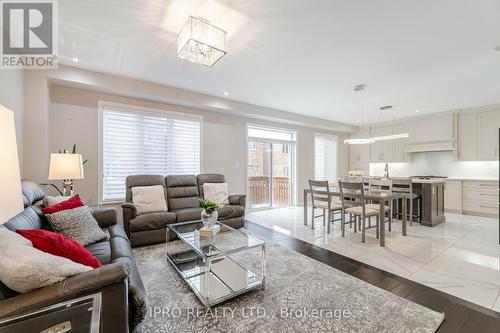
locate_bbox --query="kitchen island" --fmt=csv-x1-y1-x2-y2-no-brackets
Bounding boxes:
411,178,446,227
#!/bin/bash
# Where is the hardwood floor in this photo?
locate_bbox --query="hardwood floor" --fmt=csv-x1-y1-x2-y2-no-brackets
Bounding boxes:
244,221,500,333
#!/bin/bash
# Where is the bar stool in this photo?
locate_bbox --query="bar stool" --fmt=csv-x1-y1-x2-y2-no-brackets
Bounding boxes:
308,180,342,234
392,177,421,225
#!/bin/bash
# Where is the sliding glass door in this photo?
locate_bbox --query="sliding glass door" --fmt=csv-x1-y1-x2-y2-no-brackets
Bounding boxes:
247,125,296,210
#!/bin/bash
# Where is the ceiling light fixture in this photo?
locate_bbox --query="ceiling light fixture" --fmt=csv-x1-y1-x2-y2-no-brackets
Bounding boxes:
72,57,79,62
415,109,419,113
224,91,228,96
375,105,409,142
178,16,227,67
344,138,375,145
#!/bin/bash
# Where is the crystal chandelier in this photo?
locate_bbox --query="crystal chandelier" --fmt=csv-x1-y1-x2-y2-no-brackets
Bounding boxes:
178,16,227,67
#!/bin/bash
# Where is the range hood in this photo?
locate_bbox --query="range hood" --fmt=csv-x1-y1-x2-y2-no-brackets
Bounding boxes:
405,139,456,153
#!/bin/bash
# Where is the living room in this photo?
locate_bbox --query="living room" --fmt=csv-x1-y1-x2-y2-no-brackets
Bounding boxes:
1,1,500,332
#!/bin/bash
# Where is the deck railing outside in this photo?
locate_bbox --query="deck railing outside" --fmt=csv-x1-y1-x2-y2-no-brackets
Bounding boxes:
248,176,291,207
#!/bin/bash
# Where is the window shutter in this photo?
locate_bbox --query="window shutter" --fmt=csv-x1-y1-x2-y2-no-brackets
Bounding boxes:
101,106,200,201
314,134,337,182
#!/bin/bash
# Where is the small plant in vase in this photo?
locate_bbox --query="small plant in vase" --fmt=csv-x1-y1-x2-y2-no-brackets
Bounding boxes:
199,199,222,229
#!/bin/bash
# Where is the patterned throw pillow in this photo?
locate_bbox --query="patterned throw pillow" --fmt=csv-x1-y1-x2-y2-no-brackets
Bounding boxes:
46,206,107,246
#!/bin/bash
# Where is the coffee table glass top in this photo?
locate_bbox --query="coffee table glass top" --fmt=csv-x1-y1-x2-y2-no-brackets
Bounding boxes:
167,220,265,258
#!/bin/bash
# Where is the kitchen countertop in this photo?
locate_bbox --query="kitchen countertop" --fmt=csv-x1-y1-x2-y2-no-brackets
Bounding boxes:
446,178,499,182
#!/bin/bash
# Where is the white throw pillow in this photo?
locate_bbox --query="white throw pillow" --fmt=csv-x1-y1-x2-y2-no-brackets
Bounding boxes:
132,185,168,214
0,229,93,293
203,183,229,205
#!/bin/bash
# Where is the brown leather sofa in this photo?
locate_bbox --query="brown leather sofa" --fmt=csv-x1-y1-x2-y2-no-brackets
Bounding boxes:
122,174,246,247
0,181,147,332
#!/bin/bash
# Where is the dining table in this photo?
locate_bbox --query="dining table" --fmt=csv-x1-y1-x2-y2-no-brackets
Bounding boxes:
303,187,409,247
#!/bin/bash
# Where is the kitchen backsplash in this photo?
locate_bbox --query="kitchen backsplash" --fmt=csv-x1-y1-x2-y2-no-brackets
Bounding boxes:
369,151,499,179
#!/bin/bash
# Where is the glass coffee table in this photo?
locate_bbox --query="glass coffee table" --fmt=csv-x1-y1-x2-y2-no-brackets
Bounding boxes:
166,221,267,308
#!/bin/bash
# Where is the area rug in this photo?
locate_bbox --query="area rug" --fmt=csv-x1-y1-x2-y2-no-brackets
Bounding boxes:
133,240,444,333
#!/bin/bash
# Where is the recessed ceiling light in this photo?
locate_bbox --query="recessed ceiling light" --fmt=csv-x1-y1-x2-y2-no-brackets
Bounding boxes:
224,91,228,96
415,109,419,113
72,57,79,62
379,105,393,111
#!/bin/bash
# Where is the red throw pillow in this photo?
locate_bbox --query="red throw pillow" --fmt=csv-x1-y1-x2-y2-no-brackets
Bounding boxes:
16,229,102,269
41,195,84,214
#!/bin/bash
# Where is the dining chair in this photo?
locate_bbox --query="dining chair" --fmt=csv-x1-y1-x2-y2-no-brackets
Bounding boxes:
392,177,421,226
367,178,393,231
338,179,379,243
308,180,342,234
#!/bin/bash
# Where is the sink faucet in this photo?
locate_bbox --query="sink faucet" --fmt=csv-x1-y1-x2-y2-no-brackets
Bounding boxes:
384,163,389,179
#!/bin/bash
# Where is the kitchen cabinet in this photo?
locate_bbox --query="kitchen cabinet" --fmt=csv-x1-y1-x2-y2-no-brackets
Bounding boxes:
392,122,409,162
370,125,393,162
457,112,477,160
408,113,454,144
476,110,499,160
348,127,370,174
444,180,462,213
462,180,499,217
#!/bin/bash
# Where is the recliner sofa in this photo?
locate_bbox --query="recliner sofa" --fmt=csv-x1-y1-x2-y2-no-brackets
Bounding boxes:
0,181,147,332
122,174,246,247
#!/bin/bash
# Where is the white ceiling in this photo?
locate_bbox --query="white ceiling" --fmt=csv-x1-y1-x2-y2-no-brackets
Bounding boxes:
59,0,500,125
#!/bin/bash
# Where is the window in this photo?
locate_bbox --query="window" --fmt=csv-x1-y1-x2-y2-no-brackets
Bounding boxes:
314,134,337,181
100,103,201,201
247,125,297,142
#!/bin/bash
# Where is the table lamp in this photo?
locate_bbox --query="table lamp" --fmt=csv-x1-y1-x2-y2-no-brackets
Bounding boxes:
48,153,84,196
0,105,24,224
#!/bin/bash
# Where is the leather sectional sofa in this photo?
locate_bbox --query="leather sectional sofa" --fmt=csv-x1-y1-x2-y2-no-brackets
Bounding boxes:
0,181,147,332
122,174,246,247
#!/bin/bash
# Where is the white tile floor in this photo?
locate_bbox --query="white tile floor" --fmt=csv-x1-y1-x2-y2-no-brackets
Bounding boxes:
247,207,500,312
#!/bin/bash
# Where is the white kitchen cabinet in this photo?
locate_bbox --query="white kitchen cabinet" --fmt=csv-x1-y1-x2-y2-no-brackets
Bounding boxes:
457,112,477,160
408,118,430,144
462,180,499,217
444,180,462,213
476,110,499,161
370,125,393,162
392,122,409,162
348,127,370,174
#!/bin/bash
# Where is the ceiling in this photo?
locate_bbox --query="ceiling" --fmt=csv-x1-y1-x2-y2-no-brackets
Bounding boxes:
59,0,500,125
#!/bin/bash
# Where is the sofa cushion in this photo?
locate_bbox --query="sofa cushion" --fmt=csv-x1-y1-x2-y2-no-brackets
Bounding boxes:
203,183,229,204
125,175,166,203
129,212,177,232
46,206,107,246
197,174,225,197
0,229,93,294
165,175,200,210
174,207,203,222
16,229,102,269
131,185,168,214
85,240,111,265
217,205,245,220
4,207,44,231
41,195,84,214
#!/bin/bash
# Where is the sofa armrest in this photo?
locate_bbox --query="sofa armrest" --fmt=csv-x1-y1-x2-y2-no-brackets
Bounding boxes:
0,262,130,319
228,194,246,207
91,207,117,228
121,203,137,239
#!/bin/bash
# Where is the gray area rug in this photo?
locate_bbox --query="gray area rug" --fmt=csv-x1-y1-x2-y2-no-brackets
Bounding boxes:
133,241,444,333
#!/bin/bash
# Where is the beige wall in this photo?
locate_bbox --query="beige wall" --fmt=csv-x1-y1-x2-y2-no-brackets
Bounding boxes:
0,70,23,169
22,65,351,206
49,85,349,205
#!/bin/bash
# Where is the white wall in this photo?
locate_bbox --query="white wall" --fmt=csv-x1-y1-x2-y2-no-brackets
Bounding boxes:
48,84,349,205
0,70,23,170
370,151,499,179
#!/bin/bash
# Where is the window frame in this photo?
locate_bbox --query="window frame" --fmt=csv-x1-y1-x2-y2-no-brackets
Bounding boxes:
313,133,338,182
98,101,203,204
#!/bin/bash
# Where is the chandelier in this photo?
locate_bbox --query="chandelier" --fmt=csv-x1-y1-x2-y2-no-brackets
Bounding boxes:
178,16,227,67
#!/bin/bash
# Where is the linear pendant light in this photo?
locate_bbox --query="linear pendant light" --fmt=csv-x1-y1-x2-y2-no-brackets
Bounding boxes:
343,138,375,144
372,133,409,141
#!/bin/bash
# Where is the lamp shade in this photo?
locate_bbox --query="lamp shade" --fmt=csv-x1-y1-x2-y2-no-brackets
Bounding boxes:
48,154,84,180
0,105,23,224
